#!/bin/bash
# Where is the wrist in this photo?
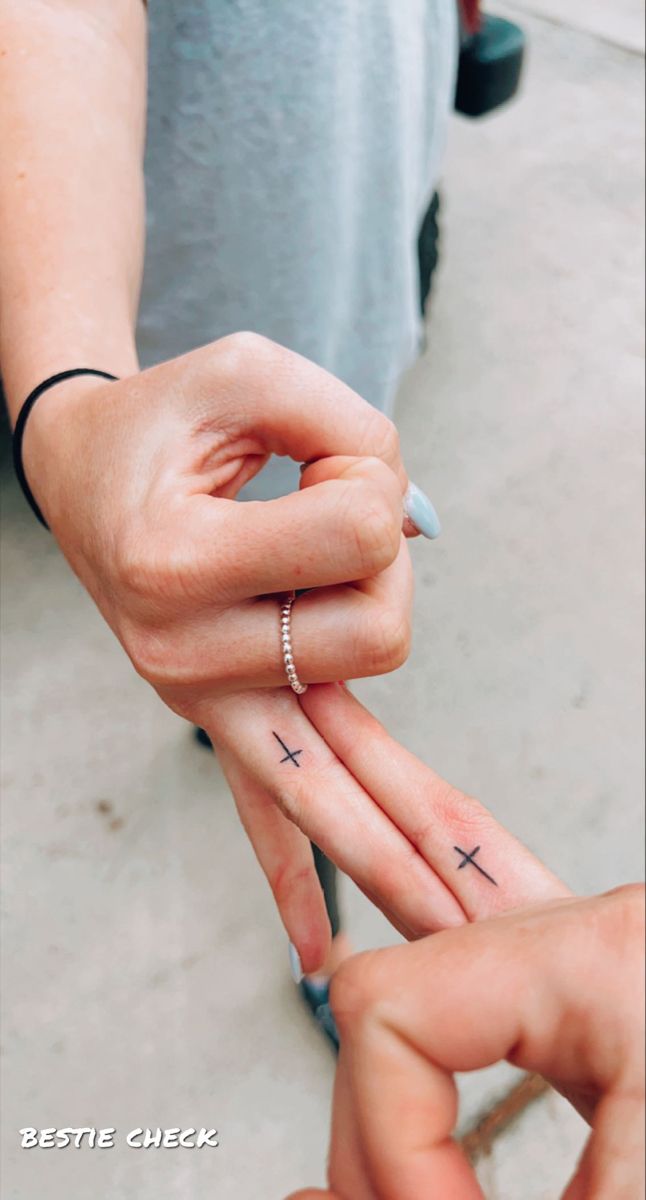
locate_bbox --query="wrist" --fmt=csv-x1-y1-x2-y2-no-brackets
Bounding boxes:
4,332,139,423
17,368,131,530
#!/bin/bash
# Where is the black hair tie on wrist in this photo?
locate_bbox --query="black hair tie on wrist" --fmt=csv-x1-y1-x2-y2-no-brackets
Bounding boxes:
12,368,119,530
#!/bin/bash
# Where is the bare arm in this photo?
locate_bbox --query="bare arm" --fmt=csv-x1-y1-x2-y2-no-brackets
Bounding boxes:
0,0,147,414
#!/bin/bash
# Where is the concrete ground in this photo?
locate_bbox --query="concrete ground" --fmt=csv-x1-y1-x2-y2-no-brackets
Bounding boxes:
1,4,644,1198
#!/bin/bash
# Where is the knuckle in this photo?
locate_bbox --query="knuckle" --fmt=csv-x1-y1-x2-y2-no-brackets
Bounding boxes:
114,533,156,598
348,483,400,575
329,951,384,1034
603,884,645,945
115,532,211,612
233,329,274,357
114,531,187,611
388,608,413,668
365,410,402,470
212,330,275,381
120,619,213,694
121,621,173,686
358,605,412,675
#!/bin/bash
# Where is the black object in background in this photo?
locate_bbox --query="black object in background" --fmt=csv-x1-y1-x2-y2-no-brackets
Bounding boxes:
418,13,526,311
455,14,526,118
418,192,441,316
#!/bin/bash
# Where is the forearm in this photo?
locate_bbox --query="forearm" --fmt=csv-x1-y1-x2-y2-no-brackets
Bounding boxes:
0,0,147,418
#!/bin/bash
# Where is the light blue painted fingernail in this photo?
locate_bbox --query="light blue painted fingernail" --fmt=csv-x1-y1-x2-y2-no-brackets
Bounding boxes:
404,482,442,540
288,942,304,984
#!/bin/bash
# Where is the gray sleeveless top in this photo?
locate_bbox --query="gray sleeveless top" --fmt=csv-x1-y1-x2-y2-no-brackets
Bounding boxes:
138,1,457,492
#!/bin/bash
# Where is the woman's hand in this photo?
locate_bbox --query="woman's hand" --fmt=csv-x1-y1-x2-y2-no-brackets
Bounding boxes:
288,886,645,1200
23,334,419,703
21,334,445,970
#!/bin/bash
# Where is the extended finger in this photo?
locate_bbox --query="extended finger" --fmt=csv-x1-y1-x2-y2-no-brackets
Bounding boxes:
301,683,570,920
201,687,465,938
214,746,331,974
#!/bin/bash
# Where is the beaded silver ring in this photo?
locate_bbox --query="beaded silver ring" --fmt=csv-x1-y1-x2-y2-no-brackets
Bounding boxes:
279,590,308,695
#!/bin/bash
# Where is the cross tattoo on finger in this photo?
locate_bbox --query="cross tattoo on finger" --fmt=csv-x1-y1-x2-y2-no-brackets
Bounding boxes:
272,731,303,767
453,845,498,887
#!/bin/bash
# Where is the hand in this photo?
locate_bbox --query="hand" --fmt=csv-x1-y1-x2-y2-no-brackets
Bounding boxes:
24,334,418,700
23,334,437,970
288,886,645,1200
206,681,569,971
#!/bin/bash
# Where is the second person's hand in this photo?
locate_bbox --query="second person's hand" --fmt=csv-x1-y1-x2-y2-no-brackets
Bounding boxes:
287,886,645,1200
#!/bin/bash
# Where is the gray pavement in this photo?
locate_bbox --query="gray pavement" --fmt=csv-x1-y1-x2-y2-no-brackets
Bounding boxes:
1,4,644,1198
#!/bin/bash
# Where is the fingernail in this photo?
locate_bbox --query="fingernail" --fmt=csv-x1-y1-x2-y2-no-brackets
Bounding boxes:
288,941,304,984
403,482,441,540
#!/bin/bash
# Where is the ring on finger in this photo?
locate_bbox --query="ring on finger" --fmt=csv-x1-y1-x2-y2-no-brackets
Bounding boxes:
279,591,308,695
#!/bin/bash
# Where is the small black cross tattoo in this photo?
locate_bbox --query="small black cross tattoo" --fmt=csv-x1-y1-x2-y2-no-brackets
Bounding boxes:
453,845,498,887
272,731,303,767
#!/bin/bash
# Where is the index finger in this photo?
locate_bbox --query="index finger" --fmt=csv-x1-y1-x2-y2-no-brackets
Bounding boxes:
199,334,409,490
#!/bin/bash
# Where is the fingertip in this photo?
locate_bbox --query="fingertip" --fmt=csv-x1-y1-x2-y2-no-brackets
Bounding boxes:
287,904,332,977
297,930,332,977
